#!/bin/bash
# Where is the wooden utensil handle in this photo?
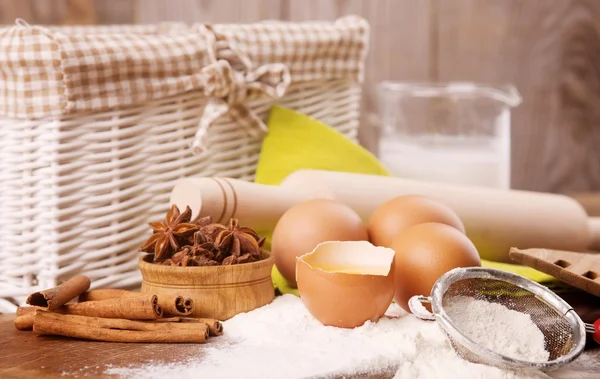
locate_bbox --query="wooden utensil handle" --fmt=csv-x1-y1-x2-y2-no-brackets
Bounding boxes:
589,218,600,251
170,177,311,231
170,170,595,262
571,193,600,217
280,170,591,262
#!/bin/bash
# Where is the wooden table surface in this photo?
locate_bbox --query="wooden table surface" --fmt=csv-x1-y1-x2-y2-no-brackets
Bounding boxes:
1,290,599,379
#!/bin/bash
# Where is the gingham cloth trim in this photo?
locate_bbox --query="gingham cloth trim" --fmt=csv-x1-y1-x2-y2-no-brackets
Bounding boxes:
0,16,369,151
45,22,191,35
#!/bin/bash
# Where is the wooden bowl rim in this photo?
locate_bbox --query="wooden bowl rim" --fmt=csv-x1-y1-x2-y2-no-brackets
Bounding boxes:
138,251,274,274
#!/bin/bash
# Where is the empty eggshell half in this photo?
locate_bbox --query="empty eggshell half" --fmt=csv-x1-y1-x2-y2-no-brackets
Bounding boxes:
296,241,395,328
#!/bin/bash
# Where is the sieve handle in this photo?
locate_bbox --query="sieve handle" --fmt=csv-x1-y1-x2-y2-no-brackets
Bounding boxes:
408,295,436,321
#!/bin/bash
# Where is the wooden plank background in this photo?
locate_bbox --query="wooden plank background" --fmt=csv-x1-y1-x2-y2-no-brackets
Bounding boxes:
1,0,599,193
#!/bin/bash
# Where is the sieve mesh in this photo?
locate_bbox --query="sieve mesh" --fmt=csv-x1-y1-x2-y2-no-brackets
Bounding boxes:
425,267,586,372
442,278,574,364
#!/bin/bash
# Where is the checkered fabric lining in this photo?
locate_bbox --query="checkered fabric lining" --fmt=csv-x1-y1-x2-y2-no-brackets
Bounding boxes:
0,16,369,124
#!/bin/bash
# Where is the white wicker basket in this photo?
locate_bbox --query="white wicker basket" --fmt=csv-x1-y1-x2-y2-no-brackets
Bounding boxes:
0,17,369,312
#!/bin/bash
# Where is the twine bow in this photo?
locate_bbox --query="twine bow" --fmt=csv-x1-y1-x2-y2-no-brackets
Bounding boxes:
192,25,291,155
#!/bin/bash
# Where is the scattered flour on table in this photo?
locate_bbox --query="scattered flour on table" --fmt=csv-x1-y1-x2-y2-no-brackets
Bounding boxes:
105,295,551,379
444,296,550,362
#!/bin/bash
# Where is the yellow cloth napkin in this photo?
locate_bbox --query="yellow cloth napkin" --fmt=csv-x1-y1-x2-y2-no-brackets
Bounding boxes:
255,105,390,185
255,106,554,295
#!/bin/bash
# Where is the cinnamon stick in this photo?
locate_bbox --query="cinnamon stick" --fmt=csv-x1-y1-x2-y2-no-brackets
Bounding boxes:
168,296,194,317
196,318,223,336
14,306,70,330
156,317,223,336
26,275,91,310
33,311,208,343
36,311,209,333
14,306,43,330
77,289,132,302
64,294,162,320
15,294,165,329
79,289,193,316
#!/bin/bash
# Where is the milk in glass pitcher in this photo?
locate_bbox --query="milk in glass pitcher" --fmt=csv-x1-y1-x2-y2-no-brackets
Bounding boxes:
376,82,522,189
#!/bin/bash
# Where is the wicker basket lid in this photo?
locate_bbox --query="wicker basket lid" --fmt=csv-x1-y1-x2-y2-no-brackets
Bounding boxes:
0,16,369,124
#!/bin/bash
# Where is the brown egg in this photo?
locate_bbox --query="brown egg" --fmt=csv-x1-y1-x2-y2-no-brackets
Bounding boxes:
272,199,368,287
368,195,465,248
391,222,480,312
296,241,395,328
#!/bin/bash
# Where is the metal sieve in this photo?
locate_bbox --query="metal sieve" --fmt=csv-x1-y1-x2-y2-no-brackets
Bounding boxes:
408,267,597,372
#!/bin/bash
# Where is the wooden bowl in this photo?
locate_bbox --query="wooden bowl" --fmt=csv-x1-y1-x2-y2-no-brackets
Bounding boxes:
138,253,275,320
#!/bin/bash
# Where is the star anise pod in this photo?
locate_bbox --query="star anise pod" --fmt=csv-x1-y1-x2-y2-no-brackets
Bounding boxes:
236,253,254,264
193,254,219,266
213,218,262,259
171,248,198,267
222,255,238,265
201,222,228,241
194,215,214,228
140,205,198,263
182,231,218,261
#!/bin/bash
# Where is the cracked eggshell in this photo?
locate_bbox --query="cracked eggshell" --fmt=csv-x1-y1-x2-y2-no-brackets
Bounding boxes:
296,241,395,328
272,199,368,288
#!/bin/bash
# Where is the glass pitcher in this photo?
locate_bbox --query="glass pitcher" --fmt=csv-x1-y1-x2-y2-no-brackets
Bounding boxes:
376,82,522,189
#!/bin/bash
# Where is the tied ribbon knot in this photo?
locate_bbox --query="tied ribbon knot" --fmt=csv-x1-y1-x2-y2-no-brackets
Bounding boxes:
192,25,291,155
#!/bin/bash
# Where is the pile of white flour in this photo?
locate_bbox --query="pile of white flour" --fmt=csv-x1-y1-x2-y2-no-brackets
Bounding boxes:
444,296,550,362
106,295,551,379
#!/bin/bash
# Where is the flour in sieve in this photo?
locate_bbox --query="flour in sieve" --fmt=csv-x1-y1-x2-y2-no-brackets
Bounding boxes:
444,296,550,362
106,295,551,379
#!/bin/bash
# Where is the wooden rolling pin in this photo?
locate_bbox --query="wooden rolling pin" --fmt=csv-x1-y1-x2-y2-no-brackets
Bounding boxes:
570,193,600,216
170,170,600,263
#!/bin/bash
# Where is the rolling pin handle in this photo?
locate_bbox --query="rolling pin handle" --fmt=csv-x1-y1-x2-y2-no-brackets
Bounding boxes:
170,177,308,231
589,218,600,252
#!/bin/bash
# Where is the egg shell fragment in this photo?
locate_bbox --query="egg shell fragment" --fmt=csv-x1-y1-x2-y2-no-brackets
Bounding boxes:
272,198,368,288
296,241,396,329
